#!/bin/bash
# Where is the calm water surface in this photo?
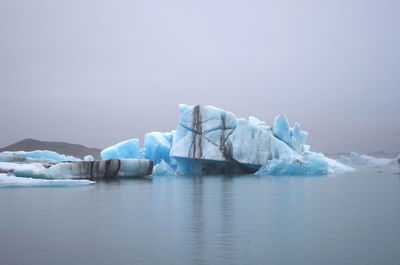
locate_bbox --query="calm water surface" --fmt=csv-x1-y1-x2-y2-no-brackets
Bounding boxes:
1,167,399,265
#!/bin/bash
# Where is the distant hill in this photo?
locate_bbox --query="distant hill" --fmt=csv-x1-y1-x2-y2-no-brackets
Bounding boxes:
0,138,101,159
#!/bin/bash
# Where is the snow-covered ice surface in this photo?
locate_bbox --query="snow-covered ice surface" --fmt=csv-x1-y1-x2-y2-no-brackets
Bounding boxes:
0,173,94,188
0,150,80,163
101,138,142,160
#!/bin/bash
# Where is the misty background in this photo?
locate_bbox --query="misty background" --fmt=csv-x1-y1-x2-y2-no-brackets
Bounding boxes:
0,0,399,153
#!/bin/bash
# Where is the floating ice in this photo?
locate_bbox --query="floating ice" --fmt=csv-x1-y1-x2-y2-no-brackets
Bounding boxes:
48,159,153,179
169,104,351,175
0,173,94,188
255,153,329,176
144,132,173,164
101,138,141,160
152,160,176,176
0,162,49,178
83,155,94,161
339,152,392,166
170,104,267,173
170,105,305,174
324,156,356,174
0,150,80,163
0,159,153,180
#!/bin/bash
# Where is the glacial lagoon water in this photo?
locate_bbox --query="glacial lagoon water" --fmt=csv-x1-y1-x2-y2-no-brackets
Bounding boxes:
1,166,399,265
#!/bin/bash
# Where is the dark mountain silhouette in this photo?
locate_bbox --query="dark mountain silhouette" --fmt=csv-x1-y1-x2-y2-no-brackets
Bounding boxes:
0,138,101,159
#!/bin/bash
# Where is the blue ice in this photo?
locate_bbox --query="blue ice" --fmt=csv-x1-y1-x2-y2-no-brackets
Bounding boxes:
101,138,141,160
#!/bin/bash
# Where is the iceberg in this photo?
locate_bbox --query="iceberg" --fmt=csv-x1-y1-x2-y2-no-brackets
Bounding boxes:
78,104,352,176
170,105,267,174
84,155,94,161
101,138,141,160
48,159,153,179
0,162,49,178
169,104,351,175
0,173,94,188
338,152,393,166
0,159,153,180
0,150,81,163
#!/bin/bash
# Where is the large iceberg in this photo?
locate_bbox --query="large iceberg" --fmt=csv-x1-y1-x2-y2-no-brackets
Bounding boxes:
88,104,352,176
0,150,81,163
169,104,351,175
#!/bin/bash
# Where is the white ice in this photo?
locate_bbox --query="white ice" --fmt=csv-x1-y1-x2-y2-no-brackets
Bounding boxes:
83,155,94,161
338,152,393,166
0,173,94,187
0,162,49,178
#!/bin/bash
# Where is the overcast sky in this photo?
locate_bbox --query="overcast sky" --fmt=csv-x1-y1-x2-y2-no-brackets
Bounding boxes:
0,0,399,153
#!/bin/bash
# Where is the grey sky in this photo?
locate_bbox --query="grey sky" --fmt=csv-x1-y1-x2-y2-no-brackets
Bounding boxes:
0,0,399,153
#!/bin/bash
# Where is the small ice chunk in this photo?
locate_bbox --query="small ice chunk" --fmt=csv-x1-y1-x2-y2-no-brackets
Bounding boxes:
152,160,176,176
83,155,94,161
101,138,141,160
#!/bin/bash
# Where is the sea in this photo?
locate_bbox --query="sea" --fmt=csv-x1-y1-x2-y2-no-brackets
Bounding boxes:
1,165,399,265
